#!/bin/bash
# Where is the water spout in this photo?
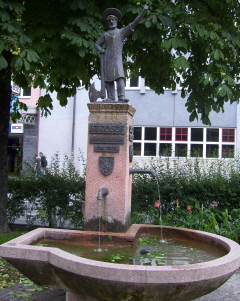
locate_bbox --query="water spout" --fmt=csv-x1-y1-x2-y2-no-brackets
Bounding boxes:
129,168,156,178
97,187,109,200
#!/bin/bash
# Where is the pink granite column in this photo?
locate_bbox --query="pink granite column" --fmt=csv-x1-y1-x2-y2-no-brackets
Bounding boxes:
84,103,136,232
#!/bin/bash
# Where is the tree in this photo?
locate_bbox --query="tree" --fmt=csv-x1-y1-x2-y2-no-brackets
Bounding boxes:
1,0,240,232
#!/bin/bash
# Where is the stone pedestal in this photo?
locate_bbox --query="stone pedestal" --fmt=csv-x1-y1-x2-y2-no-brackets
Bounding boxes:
84,103,136,232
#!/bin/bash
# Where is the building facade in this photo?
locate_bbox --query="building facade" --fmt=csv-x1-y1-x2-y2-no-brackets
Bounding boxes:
8,86,40,172
38,78,240,168
10,77,240,172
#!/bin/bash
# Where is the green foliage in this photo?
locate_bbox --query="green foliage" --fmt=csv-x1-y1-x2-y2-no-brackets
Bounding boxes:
0,0,240,123
0,229,30,290
7,152,86,229
0,230,27,245
0,257,28,289
131,156,240,242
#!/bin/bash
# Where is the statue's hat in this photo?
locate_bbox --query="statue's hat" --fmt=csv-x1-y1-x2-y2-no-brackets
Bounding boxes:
102,8,121,22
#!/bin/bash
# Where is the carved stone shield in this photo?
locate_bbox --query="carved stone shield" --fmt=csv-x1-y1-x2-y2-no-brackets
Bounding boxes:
99,157,114,176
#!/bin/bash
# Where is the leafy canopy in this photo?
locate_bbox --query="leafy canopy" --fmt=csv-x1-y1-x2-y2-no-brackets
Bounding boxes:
1,0,240,124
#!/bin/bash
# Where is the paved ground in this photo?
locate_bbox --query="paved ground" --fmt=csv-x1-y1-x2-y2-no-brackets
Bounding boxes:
0,270,239,301
0,283,65,301
194,270,240,301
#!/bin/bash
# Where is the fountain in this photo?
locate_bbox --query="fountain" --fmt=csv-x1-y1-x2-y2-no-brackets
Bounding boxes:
0,103,240,301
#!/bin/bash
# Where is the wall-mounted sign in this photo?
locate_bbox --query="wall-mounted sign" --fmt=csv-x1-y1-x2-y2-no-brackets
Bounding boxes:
90,123,126,135
10,123,24,133
94,145,120,153
90,136,124,144
129,145,133,162
129,125,134,141
99,157,114,176
12,84,20,95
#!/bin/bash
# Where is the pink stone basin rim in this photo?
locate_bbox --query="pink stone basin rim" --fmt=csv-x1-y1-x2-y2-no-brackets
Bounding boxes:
0,225,240,301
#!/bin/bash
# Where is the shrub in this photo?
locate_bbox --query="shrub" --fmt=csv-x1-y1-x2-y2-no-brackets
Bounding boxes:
131,156,240,242
7,151,86,229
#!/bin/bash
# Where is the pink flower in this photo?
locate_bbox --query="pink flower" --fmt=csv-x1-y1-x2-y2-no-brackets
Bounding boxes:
154,200,161,209
210,201,219,207
176,199,180,207
186,205,192,211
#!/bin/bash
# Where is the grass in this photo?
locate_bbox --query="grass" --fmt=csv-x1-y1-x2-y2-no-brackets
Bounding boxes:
0,229,30,289
0,230,27,245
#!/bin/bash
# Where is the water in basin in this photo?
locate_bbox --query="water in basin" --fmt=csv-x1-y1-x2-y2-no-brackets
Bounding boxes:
36,234,226,266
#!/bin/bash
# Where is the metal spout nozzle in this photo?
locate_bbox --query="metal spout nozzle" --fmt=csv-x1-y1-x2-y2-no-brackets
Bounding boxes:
97,187,109,200
129,168,157,178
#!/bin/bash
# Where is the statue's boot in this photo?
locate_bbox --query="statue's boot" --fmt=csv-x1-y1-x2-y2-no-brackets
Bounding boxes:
118,96,129,103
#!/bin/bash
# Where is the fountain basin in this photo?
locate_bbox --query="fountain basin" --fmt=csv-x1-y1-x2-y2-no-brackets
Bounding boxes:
0,224,239,301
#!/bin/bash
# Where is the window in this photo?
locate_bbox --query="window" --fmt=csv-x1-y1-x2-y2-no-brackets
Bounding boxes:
222,129,235,142
160,128,172,141
125,72,140,88
133,143,141,156
20,86,31,97
222,145,234,158
145,127,157,140
206,145,219,158
144,143,156,156
159,143,172,156
175,144,188,157
191,128,203,141
176,128,188,141
130,74,139,87
133,126,236,159
207,129,219,142
191,144,203,157
134,127,142,140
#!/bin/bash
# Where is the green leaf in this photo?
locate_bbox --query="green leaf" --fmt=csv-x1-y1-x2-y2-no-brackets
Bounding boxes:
161,39,172,50
77,20,87,31
82,39,88,48
0,11,10,22
19,35,32,44
189,110,198,122
181,88,186,98
173,57,190,70
145,20,151,28
26,49,39,62
78,47,85,57
213,49,223,60
203,75,214,86
132,30,139,40
226,76,236,86
210,31,218,40
23,58,30,70
218,84,233,98
3,23,15,33
37,94,53,108
34,76,46,89
12,56,23,71
0,40,6,53
159,16,175,29
171,38,180,48
0,55,8,70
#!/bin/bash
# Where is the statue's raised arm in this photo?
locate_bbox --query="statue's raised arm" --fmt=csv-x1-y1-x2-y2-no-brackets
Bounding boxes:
129,4,149,31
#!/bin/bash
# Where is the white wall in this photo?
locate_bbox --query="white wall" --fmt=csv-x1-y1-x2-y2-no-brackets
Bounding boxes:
38,87,89,165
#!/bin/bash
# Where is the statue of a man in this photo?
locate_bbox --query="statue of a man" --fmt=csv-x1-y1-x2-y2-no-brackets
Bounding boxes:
95,5,149,103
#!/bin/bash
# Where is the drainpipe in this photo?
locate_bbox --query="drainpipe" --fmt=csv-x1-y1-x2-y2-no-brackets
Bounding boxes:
36,88,42,154
71,93,77,157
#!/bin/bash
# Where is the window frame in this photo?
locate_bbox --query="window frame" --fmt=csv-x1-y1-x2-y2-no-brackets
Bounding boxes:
133,126,236,159
20,87,31,98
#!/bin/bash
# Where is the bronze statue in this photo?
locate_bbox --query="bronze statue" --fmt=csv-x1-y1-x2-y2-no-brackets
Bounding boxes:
90,5,148,103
